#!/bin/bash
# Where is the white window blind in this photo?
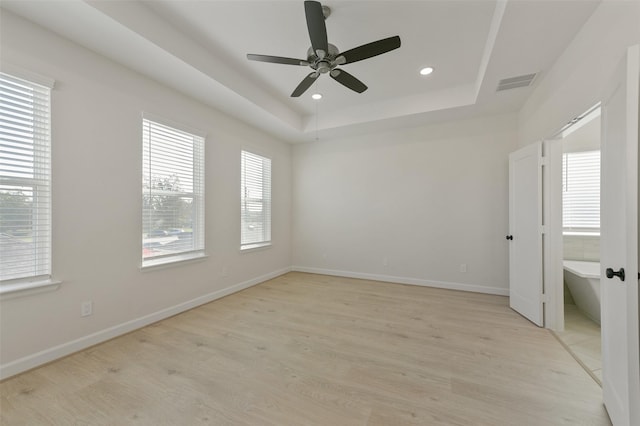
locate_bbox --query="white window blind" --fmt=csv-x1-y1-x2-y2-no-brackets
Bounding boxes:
241,150,271,250
562,150,600,232
0,72,52,282
142,116,204,265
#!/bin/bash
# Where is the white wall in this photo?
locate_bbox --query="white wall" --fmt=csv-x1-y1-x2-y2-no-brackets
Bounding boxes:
563,117,601,153
518,0,640,145
292,114,517,295
0,12,292,378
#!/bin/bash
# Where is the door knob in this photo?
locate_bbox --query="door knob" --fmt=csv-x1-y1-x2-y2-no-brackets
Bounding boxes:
605,267,625,281
505,235,513,240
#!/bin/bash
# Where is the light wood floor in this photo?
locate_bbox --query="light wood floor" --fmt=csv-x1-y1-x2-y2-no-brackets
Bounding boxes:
0,272,611,425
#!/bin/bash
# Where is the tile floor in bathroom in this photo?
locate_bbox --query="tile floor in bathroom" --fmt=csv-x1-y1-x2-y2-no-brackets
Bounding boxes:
555,304,602,384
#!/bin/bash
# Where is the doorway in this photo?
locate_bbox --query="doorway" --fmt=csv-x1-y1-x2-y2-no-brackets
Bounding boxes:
552,105,602,384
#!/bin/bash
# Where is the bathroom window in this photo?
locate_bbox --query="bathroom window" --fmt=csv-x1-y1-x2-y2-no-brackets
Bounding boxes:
562,150,600,234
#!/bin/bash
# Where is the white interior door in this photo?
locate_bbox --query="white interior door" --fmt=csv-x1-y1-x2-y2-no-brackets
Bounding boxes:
600,44,640,426
508,141,543,326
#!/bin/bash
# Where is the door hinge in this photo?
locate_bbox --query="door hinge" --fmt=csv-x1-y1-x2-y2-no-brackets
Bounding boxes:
539,156,548,167
540,225,547,235
542,293,550,303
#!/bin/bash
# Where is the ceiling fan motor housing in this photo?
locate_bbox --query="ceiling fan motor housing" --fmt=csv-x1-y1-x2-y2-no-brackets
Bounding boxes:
307,44,340,74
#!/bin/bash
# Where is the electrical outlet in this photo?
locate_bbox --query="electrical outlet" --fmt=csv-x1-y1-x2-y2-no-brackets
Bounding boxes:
460,264,467,273
81,301,93,317
383,257,389,266
221,266,228,277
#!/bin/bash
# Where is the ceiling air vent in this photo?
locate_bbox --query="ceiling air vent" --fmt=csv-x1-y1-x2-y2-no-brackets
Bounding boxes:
496,73,537,91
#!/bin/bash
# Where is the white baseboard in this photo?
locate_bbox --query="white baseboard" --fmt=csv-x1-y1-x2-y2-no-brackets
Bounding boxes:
291,266,509,296
0,267,290,380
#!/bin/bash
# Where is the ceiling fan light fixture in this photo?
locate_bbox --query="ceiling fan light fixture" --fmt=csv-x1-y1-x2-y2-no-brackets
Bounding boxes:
312,93,323,100
420,67,434,76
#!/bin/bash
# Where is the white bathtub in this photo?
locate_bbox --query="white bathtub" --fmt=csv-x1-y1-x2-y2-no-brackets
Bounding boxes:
563,260,601,325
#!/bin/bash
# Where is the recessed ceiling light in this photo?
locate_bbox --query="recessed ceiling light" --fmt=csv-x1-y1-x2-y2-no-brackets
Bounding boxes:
420,67,434,76
312,93,323,100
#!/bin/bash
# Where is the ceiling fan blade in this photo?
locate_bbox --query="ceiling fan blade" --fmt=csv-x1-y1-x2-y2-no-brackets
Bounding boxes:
336,36,401,65
304,1,329,58
247,54,309,66
291,72,319,97
330,69,367,93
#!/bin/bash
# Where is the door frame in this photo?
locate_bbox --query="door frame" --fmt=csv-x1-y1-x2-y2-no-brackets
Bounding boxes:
542,139,564,331
543,104,602,332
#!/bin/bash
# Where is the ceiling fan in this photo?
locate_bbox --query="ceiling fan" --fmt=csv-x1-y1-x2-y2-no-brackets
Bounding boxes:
247,0,401,97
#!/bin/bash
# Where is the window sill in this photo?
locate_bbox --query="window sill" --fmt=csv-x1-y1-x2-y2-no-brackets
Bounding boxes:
141,251,208,271
0,278,62,300
240,242,272,253
563,231,600,237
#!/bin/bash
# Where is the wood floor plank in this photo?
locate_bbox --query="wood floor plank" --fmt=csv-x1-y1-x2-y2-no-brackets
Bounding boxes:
0,272,611,425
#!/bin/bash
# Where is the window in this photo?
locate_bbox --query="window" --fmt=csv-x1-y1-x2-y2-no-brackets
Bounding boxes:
562,150,600,233
142,115,204,266
0,72,53,282
241,150,271,250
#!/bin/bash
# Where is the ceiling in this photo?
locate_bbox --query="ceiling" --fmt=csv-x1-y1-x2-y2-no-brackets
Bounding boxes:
1,0,601,143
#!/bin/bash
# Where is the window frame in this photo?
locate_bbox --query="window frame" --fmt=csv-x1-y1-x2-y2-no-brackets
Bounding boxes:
141,113,206,268
0,69,56,291
240,149,272,251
